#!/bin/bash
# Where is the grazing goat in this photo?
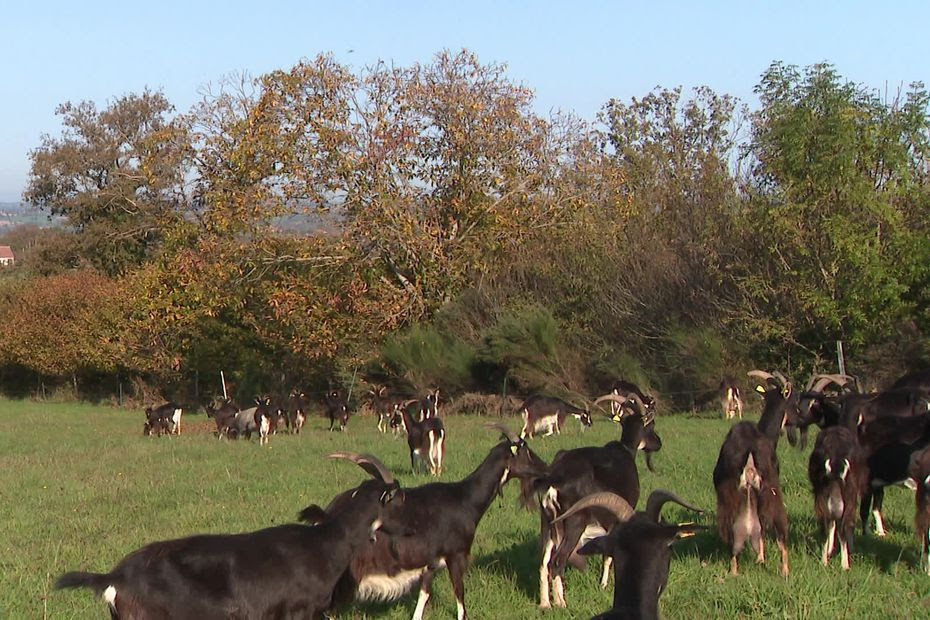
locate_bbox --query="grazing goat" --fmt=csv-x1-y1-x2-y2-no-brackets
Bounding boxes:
368,386,407,433
857,411,930,536
518,394,593,439
205,398,238,438
525,394,661,609
399,402,445,475
143,402,183,437
720,376,743,420
551,490,705,620
909,446,930,575
55,453,402,618
713,370,793,577
325,389,351,432
808,426,865,569
314,424,544,620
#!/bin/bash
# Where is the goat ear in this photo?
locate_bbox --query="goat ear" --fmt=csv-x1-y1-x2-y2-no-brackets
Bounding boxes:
297,504,328,524
577,536,610,557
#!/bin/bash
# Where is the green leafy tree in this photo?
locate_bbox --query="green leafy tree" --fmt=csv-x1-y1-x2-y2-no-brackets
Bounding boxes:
739,62,930,358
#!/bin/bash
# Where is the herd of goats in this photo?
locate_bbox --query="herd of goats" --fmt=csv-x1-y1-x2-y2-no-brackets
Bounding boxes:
54,367,930,619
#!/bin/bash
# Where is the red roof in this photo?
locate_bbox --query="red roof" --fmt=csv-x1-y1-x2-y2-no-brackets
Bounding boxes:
0,246,12,260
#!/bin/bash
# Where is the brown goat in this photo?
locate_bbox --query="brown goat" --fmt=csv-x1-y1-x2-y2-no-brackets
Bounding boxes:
713,371,792,577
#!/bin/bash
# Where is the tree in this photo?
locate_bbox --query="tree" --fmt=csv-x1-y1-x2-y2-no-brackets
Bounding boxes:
0,271,126,384
739,62,930,357
24,90,191,275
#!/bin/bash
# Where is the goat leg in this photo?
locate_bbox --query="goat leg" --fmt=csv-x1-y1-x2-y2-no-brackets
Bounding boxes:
448,553,469,620
599,556,613,589
821,520,836,566
778,539,789,577
412,570,435,620
548,515,586,607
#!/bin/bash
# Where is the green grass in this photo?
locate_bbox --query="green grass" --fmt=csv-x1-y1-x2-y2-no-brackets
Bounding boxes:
2,400,930,619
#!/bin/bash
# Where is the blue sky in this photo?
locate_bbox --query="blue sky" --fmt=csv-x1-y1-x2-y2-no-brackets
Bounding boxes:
3,1,928,202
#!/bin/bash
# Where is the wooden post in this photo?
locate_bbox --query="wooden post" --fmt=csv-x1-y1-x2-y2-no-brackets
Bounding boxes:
836,340,846,376
221,371,228,400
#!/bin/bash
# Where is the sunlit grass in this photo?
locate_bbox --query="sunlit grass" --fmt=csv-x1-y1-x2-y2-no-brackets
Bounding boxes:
2,400,929,618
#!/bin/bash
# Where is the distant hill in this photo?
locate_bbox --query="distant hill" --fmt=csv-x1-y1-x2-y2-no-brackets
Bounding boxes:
0,202,64,229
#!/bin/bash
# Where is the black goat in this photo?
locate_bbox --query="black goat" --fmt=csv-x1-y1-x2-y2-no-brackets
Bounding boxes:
518,394,593,439
909,446,930,575
808,426,865,569
524,394,660,609
143,402,182,437
551,490,704,620
314,424,544,620
368,386,408,433
324,389,351,432
890,368,930,392
205,398,238,438
609,379,657,415
399,402,446,476
857,411,930,536
55,453,401,618
713,369,793,577
287,389,308,434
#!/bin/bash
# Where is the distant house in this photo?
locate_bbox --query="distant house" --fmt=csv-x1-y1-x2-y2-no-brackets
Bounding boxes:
0,246,14,266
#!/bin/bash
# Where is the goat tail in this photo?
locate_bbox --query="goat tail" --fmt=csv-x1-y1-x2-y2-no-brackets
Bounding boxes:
54,571,112,593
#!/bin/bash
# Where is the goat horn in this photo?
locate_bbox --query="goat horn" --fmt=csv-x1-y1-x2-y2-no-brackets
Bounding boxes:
594,393,644,416
329,451,395,485
747,370,775,382
772,370,789,386
483,422,520,444
594,393,629,406
644,489,704,523
552,492,634,524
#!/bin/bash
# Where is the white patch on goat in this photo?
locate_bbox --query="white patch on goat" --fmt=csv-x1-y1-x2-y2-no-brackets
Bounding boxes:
599,556,613,589
824,459,832,475
552,574,566,607
873,509,887,537
840,459,850,482
840,537,850,570
456,599,466,620
904,477,918,491
542,487,560,519
358,568,427,602
821,520,836,565
499,467,510,488
412,586,431,620
102,585,117,612
539,536,554,608
580,524,607,546
534,414,558,436
826,486,844,519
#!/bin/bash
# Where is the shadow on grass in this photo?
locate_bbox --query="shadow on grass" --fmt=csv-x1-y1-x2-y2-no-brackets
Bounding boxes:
473,535,540,599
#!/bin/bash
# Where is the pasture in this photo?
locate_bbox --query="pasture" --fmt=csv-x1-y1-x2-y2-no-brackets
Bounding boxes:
3,399,929,619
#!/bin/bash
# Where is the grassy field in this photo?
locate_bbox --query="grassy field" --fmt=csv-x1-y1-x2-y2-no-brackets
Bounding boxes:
2,399,929,619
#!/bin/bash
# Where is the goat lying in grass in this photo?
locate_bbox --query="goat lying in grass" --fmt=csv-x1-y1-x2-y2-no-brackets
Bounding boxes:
552,490,705,620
